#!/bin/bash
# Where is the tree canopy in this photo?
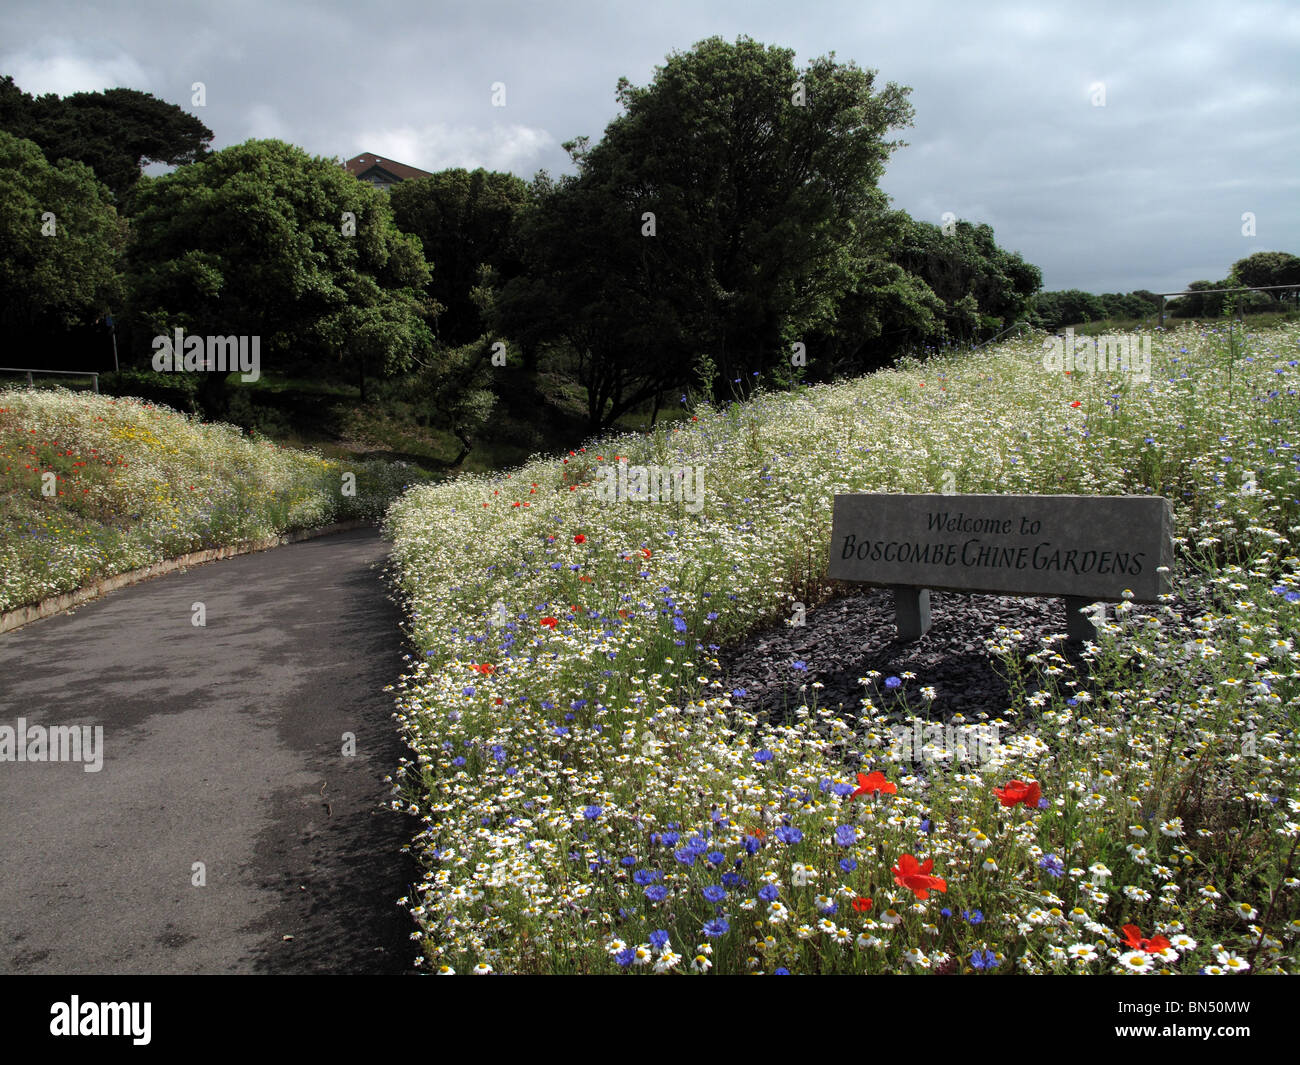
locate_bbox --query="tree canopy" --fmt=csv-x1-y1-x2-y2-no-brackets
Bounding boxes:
0,129,124,330
388,168,528,347
495,35,915,426
0,75,212,204
124,139,435,408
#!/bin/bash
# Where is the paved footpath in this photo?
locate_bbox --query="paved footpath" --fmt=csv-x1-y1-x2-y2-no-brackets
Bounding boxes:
0,527,418,974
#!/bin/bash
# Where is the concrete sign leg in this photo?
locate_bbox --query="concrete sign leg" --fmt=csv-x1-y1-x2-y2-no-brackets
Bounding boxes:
894,586,931,640
1063,596,1099,644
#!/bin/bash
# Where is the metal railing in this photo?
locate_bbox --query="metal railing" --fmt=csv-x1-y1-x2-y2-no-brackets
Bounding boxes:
0,367,100,392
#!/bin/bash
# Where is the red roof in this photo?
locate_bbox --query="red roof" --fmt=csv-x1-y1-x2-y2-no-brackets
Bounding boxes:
343,153,434,182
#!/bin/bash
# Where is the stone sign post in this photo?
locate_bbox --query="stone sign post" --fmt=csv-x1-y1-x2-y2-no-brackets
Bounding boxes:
827,494,1175,643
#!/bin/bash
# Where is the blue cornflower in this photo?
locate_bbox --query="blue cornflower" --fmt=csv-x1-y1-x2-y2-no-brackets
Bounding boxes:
721,872,744,888
649,930,670,950
674,848,696,866
839,858,858,873
582,805,602,820
451,756,466,766
616,947,636,967
1038,853,1065,878
755,749,774,763
774,967,790,975
702,918,730,938
673,617,687,632
884,676,902,689
702,885,727,902
758,884,779,902
920,819,933,834
707,851,726,866
791,661,807,671
834,824,857,847
773,826,803,845
644,885,668,902
964,909,984,925
621,855,637,867
743,835,762,855
940,908,952,918
633,869,661,885
970,949,998,971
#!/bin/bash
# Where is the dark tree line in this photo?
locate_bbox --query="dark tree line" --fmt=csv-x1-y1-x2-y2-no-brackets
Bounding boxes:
2,39,1050,450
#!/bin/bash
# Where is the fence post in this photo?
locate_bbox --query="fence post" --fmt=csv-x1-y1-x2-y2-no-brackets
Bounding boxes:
25,371,33,387
92,373,99,394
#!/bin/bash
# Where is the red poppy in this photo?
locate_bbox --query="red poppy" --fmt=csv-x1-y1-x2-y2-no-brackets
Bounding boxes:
574,534,586,544
852,770,897,798
1121,924,1171,954
469,663,495,674
892,854,948,900
1070,400,1082,408
539,616,558,628
993,780,1041,808
641,547,652,558
852,896,873,913
747,827,766,840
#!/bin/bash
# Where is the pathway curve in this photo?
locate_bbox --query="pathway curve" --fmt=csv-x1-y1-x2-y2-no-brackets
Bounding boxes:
0,527,417,974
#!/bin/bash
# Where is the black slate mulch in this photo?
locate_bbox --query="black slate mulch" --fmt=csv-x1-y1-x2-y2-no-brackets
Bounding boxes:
717,577,1215,729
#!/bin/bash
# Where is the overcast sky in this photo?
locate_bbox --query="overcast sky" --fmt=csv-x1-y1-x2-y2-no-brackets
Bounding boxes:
3,0,1296,293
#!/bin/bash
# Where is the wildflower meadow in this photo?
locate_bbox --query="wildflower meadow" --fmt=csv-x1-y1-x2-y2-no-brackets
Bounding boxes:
0,389,421,614
384,322,1300,975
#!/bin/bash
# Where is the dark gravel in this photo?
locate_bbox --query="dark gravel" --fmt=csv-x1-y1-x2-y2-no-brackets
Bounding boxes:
718,576,1213,727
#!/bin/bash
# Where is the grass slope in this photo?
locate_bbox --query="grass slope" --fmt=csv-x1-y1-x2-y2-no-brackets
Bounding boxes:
0,389,425,613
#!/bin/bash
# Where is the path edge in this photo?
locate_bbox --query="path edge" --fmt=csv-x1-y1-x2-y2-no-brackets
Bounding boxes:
0,518,379,636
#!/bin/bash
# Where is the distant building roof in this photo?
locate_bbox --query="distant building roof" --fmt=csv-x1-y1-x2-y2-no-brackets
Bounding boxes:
343,152,434,188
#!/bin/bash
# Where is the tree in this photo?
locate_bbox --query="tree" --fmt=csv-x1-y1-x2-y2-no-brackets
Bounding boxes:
0,130,124,331
1231,251,1300,308
1030,289,1107,331
124,139,435,413
890,218,1040,342
388,168,528,348
497,36,914,426
0,76,212,204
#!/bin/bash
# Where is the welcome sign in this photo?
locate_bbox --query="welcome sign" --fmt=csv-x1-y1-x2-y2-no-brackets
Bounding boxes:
828,494,1176,640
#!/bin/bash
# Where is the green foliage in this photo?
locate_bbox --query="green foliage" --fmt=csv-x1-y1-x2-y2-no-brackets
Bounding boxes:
413,336,500,464
0,130,124,329
124,139,437,409
496,35,914,427
0,75,212,204
891,217,1041,343
388,169,528,347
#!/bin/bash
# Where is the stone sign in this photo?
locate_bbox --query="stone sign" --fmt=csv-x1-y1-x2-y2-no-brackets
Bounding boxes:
827,493,1175,642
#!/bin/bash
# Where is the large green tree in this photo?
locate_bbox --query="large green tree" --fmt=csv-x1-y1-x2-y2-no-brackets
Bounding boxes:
496,36,914,426
1231,251,1300,308
890,217,1041,343
125,139,435,411
388,168,528,347
0,130,124,331
0,76,212,204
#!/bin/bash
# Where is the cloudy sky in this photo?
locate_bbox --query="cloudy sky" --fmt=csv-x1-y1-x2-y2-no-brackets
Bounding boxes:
3,0,1296,293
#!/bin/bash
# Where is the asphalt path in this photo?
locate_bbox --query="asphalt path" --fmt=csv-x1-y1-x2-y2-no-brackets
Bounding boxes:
0,526,418,974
